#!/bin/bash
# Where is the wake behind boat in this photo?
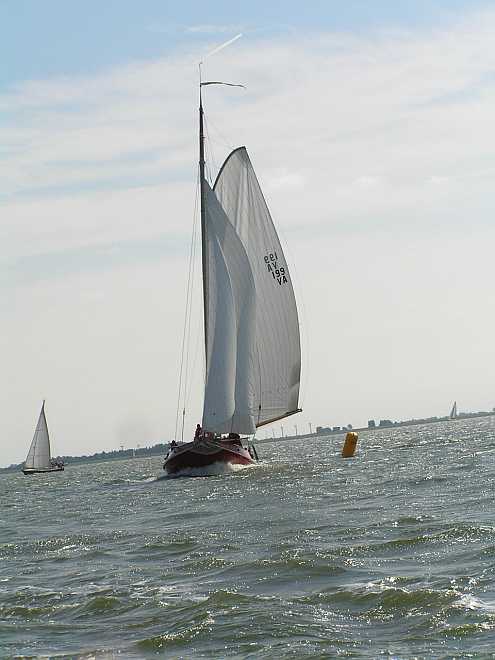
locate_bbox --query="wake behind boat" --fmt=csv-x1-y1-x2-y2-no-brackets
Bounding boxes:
23,401,64,475
163,76,301,475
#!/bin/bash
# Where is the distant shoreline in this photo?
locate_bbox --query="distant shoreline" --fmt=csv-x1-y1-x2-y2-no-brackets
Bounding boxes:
0,444,167,473
256,410,495,444
3,410,494,472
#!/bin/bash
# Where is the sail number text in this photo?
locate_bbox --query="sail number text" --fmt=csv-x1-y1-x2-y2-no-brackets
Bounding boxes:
264,252,288,285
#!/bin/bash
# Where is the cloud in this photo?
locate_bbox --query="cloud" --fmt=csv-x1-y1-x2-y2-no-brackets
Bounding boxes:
266,170,306,191
1,181,195,268
3,9,495,230
3,8,495,464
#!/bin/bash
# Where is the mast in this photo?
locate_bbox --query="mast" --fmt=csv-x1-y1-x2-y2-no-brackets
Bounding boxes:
199,81,208,372
198,71,246,381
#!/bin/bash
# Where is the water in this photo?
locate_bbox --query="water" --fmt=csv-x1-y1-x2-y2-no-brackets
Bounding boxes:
2,418,495,658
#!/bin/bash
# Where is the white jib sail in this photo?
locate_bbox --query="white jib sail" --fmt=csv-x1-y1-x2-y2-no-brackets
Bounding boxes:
25,404,52,469
202,147,301,434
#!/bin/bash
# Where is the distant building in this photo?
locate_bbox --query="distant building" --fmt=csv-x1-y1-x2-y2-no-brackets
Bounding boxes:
379,419,394,428
368,420,376,429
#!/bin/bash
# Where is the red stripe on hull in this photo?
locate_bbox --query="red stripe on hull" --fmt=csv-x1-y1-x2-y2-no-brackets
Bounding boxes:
163,443,254,475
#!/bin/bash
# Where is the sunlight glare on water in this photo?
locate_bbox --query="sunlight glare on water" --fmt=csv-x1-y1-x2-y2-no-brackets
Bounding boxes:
2,417,495,657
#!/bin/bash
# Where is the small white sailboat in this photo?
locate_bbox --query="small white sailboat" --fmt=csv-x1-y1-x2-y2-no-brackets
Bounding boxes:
22,401,64,475
449,401,458,420
163,78,301,475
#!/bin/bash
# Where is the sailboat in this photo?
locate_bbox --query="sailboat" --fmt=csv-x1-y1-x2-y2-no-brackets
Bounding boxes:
163,80,301,475
22,401,64,475
449,401,458,420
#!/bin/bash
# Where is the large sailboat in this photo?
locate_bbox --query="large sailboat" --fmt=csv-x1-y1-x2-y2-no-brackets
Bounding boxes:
449,401,458,420
163,81,301,475
22,401,64,475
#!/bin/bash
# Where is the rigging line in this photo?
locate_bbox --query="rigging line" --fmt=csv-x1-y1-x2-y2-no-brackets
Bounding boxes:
180,169,201,440
199,89,212,184
174,167,200,441
203,101,221,186
182,179,201,428
184,303,203,406
200,77,245,180
183,219,204,401
257,342,263,426
203,114,237,153
203,115,218,187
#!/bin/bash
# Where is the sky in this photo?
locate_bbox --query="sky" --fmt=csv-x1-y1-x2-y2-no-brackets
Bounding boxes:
2,1,495,466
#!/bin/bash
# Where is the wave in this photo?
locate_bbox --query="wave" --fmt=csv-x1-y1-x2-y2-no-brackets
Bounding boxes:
4,417,495,659
104,476,156,486
329,522,495,558
76,595,124,615
0,529,133,560
155,461,257,479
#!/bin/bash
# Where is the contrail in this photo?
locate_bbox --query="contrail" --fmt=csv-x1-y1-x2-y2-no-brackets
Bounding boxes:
200,33,243,63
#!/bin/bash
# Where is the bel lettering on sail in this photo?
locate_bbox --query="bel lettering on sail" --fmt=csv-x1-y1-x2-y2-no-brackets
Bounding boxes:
264,253,289,285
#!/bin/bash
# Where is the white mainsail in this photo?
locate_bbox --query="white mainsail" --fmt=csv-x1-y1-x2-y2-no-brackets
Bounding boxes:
202,147,301,435
25,402,52,470
450,401,457,420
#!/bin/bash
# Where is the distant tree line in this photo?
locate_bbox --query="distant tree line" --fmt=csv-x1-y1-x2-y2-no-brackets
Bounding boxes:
0,443,168,473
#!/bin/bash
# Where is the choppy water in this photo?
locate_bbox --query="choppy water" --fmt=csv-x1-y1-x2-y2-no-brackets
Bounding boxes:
2,418,495,658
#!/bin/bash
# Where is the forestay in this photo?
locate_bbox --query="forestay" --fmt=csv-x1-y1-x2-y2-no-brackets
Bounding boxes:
25,404,52,470
202,147,301,434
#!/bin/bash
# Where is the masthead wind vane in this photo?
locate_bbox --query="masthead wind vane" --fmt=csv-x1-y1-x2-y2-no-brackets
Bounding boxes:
199,33,245,89
200,81,246,88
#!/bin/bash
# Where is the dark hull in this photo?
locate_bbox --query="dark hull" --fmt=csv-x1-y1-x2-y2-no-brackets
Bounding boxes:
163,438,255,475
22,466,64,475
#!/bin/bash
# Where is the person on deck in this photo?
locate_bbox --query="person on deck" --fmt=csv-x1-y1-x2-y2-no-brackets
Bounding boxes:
194,424,202,439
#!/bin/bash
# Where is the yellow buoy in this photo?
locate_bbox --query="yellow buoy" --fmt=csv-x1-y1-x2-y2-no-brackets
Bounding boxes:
342,432,358,458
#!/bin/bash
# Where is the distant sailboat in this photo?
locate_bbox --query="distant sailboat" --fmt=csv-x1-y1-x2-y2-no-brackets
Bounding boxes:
449,401,458,420
163,78,301,475
22,401,64,475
